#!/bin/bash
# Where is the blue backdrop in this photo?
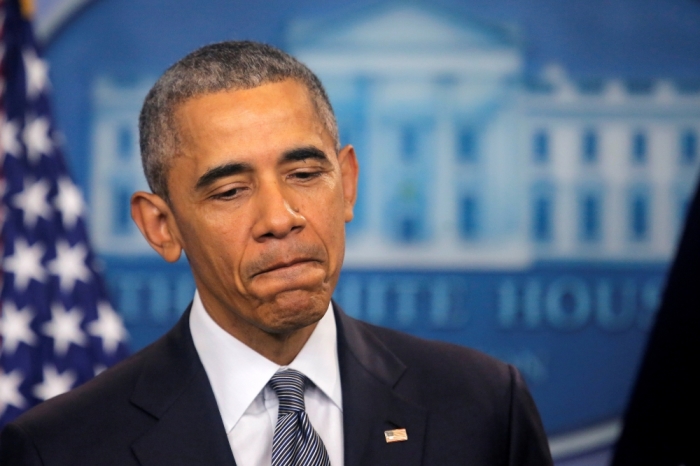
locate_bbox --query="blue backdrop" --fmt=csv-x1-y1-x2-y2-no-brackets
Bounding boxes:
37,0,700,462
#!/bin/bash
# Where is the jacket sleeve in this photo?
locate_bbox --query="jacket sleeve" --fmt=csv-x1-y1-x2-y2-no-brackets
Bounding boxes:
0,422,45,466
507,365,553,466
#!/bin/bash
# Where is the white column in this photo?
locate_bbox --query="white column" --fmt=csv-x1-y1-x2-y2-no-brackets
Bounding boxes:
432,82,457,246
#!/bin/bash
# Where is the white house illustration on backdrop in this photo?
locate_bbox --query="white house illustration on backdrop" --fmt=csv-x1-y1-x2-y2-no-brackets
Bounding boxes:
89,3,700,269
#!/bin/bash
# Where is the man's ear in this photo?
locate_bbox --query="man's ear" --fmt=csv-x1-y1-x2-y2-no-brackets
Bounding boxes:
130,191,183,263
338,144,359,223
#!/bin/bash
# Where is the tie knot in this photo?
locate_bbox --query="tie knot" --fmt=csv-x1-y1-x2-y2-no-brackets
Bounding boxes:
269,369,307,413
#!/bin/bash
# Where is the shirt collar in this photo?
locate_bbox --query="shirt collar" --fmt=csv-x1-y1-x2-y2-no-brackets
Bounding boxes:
189,291,341,433
287,300,342,413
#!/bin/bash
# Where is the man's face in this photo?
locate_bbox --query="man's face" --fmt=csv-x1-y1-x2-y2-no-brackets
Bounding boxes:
161,80,357,339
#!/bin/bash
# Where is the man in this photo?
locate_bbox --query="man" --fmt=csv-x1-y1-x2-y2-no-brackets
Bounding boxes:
0,41,552,465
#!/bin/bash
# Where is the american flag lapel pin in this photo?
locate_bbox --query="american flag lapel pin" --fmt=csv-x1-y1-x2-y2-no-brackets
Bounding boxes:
384,428,408,443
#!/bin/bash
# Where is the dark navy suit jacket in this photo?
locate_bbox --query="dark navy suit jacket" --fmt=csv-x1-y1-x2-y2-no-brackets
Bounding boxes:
0,304,552,465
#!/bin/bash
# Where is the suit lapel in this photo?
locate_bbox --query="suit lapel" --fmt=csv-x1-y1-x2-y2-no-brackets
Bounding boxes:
129,308,237,466
335,304,428,466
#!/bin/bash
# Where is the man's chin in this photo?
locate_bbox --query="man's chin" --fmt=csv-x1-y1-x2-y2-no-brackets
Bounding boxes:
261,289,330,334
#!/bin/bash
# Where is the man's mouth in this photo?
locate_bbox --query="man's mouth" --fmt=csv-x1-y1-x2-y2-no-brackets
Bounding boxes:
252,257,318,277
247,243,327,280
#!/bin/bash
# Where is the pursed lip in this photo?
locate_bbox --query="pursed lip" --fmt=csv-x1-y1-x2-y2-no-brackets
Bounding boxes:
252,257,319,277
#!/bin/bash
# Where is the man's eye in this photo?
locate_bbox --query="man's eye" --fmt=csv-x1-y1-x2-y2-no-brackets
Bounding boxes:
213,187,242,199
291,170,322,180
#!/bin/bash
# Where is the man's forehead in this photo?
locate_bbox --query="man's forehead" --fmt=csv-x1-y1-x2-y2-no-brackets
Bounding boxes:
172,81,328,146
166,81,335,174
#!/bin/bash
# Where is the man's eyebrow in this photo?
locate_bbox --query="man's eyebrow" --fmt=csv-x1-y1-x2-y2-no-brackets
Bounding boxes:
195,162,252,191
280,146,330,164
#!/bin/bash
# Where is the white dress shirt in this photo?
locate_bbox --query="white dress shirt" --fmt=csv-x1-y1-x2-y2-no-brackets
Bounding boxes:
189,291,344,466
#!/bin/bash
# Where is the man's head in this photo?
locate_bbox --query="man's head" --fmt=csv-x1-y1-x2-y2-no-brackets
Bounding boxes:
139,41,340,202
131,41,358,362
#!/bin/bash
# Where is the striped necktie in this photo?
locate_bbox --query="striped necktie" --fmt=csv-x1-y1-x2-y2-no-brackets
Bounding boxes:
269,369,331,466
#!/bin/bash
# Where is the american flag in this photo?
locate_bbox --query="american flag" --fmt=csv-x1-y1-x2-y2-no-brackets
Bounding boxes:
0,0,128,427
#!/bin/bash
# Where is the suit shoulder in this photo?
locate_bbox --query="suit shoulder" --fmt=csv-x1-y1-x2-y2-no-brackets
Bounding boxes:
352,318,515,392
6,332,168,438
362,319,509,370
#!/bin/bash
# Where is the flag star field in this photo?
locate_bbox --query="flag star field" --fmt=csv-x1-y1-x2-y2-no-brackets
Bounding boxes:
0,0,129,427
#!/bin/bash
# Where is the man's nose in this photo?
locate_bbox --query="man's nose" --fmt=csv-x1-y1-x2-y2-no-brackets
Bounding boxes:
252,178,306,240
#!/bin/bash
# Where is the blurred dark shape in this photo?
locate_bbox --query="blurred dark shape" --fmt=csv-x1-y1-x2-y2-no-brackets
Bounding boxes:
612,176,700,465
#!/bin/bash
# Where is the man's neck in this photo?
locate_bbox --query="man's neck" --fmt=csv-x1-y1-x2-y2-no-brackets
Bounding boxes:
228,320,319,366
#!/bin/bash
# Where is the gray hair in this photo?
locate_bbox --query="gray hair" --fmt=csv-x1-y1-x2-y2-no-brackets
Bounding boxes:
138,40,339,201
